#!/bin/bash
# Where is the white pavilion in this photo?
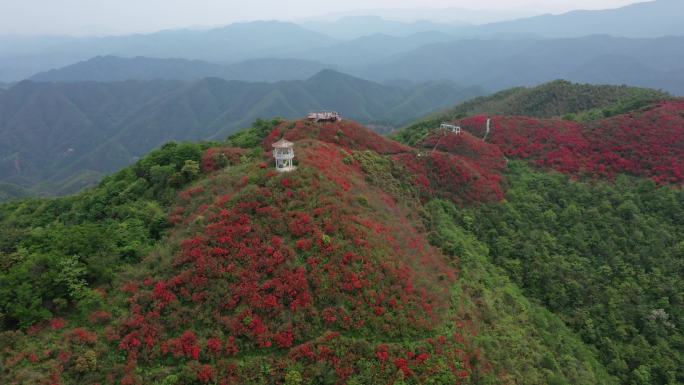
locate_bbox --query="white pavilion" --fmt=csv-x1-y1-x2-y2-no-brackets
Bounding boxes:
272,138,296,172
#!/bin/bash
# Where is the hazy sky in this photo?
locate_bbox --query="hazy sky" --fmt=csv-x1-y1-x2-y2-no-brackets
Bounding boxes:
0,0,649,36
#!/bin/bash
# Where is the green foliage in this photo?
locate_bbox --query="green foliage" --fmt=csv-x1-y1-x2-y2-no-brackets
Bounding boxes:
0,141,209,329
227,118,284,149
345,149,614,384
285,369,304,385
353,150,419,202
0,182,29,203
75,350,98,373
563,90,672,122
1,112,682,385
425,199,617,385
1,73,481,198
444,162,684,384
396,80,670,145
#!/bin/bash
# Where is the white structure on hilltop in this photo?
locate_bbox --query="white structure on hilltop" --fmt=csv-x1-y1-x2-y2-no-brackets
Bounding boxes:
307,111,342,122
272,138,296,172
440,123,462,134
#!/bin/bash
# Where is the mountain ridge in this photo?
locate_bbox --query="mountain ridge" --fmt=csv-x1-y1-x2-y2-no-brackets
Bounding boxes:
2,99,684,382
0,70,484,197
468,0,684,38
30,56,337,83
353,35,684,95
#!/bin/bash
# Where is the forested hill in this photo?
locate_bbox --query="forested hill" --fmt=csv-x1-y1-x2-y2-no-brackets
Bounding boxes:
30,56,334,83
0,70,482,200
396,80,671,145
1,95,683,384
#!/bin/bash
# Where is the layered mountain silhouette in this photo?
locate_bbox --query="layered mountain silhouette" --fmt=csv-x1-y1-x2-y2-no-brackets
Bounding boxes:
0,21,336,81
25,34,684,96
353,35,684,95
31,56,335,83
464,0,684,38
2,0,684,85
304,0,684,39
0,70,483,195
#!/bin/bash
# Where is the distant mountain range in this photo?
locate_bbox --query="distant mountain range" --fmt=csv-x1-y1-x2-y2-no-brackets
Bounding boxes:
1,0,683,82
464,0,684,38
300,16,467,40
30,35,684,96
0,70,483,196
352,35,684,95
0,21,336,81
302,0,684,40
289,31,455,68
31,56,335,83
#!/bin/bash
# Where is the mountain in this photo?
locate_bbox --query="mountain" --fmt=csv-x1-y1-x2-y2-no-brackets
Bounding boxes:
307,7,537,25
30,56,335,83
354,35,684,95
2,99,684,383
396,80,670,145
288,31,455,67
304,1,684,40
30,56,228,82
301,15,464,39
29,32,454,82
2,1,683,83
470,0,684,39
0,70,483,197
0,120,612,385
220,58,336,82
0,21,338,82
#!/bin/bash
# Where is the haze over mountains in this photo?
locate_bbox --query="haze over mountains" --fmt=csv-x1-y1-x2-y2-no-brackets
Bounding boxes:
355,35,684,95
1,0,684,198
1,0,683,86
31,56,335,83
0,70,482,196
31,35,684,95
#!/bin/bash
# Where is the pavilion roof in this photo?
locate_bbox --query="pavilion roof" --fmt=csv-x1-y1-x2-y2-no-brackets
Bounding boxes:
272,138,294,149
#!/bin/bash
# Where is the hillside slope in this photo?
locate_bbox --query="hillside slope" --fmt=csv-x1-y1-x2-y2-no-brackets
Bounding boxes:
0,21,337,82
396,80,670,145
30,56,335,83
0,71,483,199
454,100,684,184
354,35,684,95
469,0,684,38
0,119,619,385
2,97,684,384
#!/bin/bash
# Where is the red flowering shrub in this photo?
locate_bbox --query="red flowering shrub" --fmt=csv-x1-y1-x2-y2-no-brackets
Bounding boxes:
162,330,201,360
89,311,112,325
201,147,247,172
49,318,67,331
67,328,98,345
584,101,684,183
263,120,410,155
420,130,506,171
457,100,684,184
4,121,499,384
395,152,505,205
288,212,313,237
195,364,215,383
100,137,479,383
206,337,222,355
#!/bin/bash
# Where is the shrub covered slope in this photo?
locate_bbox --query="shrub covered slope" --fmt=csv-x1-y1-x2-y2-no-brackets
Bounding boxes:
2,96,684,384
